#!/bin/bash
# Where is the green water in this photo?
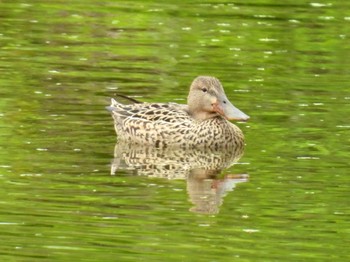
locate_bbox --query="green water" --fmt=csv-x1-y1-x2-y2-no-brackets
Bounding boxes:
1,0,349,261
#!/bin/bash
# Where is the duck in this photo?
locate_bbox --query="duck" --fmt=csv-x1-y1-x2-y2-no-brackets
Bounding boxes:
107,76,249,149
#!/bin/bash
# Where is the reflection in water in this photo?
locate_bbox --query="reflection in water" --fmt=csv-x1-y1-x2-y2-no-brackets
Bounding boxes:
111,142,248,214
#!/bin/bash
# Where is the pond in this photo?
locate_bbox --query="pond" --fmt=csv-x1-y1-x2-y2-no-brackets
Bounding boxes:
0,0,349,261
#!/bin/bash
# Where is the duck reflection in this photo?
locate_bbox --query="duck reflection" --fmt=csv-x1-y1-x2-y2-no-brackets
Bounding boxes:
111,142,248,214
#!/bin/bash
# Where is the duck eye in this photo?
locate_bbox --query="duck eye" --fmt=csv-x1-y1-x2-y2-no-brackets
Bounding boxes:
201,88,208,93
223,100,226,104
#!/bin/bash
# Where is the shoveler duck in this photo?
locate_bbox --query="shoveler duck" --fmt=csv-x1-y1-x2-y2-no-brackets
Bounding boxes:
107,76,249,149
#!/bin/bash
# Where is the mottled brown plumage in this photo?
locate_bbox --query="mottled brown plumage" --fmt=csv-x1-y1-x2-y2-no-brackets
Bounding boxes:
107,76,249,149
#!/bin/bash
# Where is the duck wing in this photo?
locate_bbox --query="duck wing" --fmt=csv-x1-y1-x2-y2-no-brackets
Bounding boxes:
107,98,190,123
107,98,195,146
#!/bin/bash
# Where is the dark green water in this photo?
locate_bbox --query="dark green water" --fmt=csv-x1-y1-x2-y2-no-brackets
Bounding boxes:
0,0,349,261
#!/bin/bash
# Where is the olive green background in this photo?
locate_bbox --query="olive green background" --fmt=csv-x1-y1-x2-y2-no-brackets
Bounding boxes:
0,0,349,261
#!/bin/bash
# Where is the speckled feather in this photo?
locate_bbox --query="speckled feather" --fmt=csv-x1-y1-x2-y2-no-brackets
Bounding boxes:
107,76,247,149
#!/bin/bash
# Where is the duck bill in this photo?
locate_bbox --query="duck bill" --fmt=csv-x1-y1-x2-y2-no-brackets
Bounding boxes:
213,98,249,121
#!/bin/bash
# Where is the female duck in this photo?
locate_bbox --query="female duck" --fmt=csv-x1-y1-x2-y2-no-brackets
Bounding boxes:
107,76,249,149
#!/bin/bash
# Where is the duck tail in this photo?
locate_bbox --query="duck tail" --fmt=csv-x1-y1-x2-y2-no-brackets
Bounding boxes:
115,94,142,104
106,98,119,112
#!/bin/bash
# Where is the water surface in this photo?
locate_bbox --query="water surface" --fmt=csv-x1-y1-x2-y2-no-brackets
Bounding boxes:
0,0,349,261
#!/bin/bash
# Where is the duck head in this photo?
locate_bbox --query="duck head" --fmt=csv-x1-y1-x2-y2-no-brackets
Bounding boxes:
187,76,250,121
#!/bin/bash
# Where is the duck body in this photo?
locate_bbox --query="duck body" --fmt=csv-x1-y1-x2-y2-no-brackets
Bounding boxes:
107,76,249,149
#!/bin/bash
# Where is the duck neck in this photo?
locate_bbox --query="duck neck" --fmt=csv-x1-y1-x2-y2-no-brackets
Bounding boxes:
190,110,219,121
